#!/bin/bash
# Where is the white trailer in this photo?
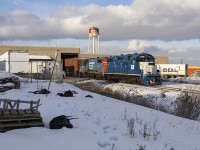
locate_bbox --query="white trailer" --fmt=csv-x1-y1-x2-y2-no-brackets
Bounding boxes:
0,51,29,73
157,64,188,78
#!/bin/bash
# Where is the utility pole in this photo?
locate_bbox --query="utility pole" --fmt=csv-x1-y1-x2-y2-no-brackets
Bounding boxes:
46,50,59,97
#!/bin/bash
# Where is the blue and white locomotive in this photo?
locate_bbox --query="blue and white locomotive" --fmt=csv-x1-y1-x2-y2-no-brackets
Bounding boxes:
80,53,162,85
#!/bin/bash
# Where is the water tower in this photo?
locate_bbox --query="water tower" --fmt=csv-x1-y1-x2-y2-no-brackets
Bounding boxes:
88,27,100,54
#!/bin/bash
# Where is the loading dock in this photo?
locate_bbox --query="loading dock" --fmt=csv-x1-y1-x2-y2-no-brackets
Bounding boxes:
61,53,78,72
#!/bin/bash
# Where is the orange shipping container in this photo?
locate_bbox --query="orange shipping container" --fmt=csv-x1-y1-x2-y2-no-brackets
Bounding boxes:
188,66,200,75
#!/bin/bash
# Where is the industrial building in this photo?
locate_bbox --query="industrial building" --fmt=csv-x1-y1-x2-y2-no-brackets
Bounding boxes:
0,45,80,67
0,45,169,77
0,51,29,73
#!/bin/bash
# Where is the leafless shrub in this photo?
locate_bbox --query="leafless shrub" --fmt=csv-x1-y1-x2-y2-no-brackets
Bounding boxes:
160,89,166,98
141,121,160,141
74,82,168,113
123,108,127,120
152,119,160,141
143,123,151,140
74,82,200,121
174,92,200,120
164,143,175,150
111,143,116,150
137,144,146,150
74,82,114,97
126,117,160,141
127,118,135,138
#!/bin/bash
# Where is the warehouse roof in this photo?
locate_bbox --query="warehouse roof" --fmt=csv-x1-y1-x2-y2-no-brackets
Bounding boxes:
29,55,53,61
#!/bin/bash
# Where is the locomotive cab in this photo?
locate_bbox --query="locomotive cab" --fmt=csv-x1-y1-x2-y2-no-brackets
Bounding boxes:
129,53,162,85
137,53,162,85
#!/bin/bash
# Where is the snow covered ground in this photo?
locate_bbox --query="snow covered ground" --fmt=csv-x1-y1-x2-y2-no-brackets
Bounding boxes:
1,73,200,150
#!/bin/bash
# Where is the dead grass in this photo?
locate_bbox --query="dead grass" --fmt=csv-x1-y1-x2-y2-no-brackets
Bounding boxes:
174,92,200,120
74,82,200,121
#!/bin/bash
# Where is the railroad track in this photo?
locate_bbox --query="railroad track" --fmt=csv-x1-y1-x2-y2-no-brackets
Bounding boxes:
163,79,200,85
155,86,200,94
63,77,90,83
63,77,200,94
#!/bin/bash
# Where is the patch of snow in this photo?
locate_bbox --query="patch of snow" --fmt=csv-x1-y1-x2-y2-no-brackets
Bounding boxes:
0,71,19,79
0,75,200,149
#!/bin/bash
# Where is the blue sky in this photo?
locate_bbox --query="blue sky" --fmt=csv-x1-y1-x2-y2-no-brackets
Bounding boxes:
0,0,200,65
0,0,133,16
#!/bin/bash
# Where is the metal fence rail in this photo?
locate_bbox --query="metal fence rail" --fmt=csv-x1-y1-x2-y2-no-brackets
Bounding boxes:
0,60,63,82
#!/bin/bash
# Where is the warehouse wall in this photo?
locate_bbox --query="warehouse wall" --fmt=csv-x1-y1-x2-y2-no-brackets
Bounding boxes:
155,56,169,64
0,45,80,62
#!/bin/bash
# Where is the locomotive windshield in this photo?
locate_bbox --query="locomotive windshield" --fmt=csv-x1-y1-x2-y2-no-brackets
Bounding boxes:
139,54,155,62
140,58,154,62
108,58,113,62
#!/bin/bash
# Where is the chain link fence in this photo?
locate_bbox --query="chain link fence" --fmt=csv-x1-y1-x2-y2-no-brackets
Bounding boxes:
0,60,63,82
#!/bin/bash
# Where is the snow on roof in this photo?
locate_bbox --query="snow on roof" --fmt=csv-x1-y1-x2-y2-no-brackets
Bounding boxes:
29,55,52,60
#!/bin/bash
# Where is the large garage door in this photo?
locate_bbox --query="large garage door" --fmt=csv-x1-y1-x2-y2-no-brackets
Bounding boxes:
61,53,78,71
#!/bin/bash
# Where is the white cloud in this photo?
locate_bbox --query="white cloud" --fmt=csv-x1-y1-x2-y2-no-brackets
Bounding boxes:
0,0,200,66
188,57,194,61
1,0,200,41
169,48,187,53
10,10,40,25
127,40,153,50
157,46,200,65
